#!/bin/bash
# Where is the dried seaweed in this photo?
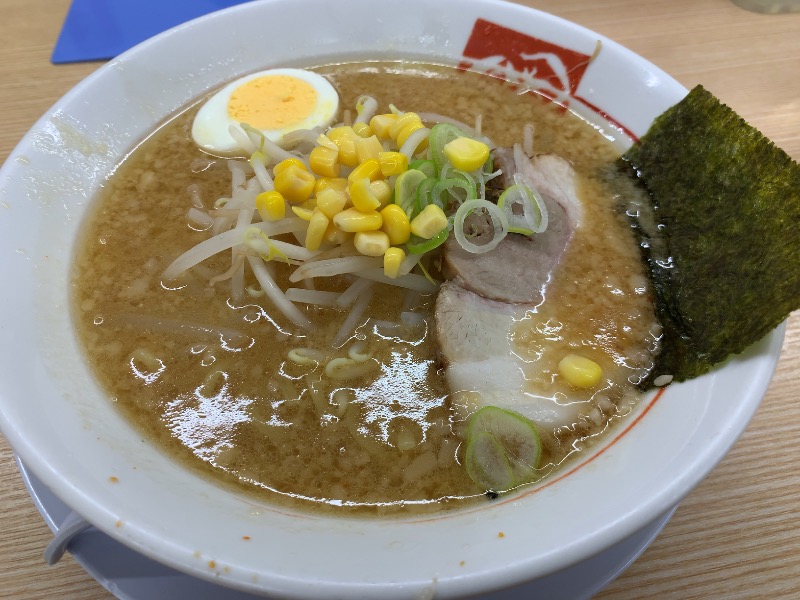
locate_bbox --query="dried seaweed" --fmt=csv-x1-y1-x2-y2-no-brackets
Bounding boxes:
619,85,800,386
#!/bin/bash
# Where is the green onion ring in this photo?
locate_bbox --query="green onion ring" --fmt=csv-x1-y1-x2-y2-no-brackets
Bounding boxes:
453,199,509,254
406,227,450,255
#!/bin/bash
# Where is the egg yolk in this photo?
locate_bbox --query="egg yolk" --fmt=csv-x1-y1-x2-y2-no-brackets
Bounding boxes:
227,75,317,130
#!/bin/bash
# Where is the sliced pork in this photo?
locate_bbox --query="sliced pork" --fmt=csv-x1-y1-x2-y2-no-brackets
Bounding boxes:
435,282,586,426
435,151,586,428
443,152,582,305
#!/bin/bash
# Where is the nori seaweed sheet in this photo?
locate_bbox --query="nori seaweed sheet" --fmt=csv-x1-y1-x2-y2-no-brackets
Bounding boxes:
619,85,800,386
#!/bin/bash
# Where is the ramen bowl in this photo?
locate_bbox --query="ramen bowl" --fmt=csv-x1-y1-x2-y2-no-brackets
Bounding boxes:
0,0,783,598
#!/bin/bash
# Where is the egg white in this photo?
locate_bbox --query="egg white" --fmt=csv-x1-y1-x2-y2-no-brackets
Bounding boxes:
191,68,339,154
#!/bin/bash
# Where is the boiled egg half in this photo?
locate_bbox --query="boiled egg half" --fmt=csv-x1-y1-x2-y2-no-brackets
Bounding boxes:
191,68,339,154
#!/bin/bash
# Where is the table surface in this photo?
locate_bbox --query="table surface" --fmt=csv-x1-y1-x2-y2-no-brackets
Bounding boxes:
1,0,799,598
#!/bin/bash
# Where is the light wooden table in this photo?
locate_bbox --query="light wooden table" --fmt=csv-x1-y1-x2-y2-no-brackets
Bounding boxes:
1,0,798,598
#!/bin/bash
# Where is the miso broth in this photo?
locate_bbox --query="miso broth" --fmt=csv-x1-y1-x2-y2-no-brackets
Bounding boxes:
72,62,658,516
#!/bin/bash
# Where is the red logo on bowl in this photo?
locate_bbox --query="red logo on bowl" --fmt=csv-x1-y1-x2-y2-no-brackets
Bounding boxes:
460,18,592,100
460,18,635,139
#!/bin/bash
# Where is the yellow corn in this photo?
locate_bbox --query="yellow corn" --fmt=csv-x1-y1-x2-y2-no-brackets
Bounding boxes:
309,145,340,178
324,222,352,245
316,187,347,218
256,190,285,222
327,126,355,143
410,204,448,239
380,204,411,245
370,180,392,208
315,177,348,195
327,126,359,167
272,157,307,176
347,158,382,183
354,230,390,257
291,205,314,221
558,354,603,389
297,197,317,211
378,151,408,177
369,113,398,139
305,209,330,251
396,121,427,148
355,135,384,163
383,247,405,279
349,177,381,212
352,122,372,137
389,112,422,141
443,136,490,172
274,165,316,204
333,207,383,232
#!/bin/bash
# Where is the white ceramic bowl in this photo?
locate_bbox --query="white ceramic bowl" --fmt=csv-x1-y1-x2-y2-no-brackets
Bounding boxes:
0,0,784,598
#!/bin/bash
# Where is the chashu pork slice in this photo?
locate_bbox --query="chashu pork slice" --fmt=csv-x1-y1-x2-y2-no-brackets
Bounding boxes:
442,150,582,306
435,151,586,428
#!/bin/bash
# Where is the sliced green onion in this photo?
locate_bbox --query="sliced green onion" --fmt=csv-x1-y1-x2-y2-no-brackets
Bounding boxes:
465,406,542,492
498,179,548,235
483,153,494,175
439,162,474,181
409,159,436,178
429,123,467,171
406,227,449,255
431,178,476,211
415,258,436,286
440,163,479,188
466,431,514,492
415,177,439,216
393,169,428,217
432,178,470,210
453,199,508,254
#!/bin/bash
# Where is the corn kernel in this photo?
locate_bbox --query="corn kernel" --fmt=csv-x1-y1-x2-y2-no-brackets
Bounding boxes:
315,177,348,195
316,187,347,218
443,136,490,172
354,230,390,257
352,122,372,137
291,205,314,221
324,222,352,245
383,247,406,279
327,126,355,144
327,126,359,167
389,112,422,140
410,204,448,239
309,145,340,178
370,180,392,208
355,135,384,163
333,207,383,232
558,354,603,389
297,197,317,211
256,190,286,222
274,165,316,204
396,121,426,148
272,157,307,176
380,204,411,245
349,177,381,212
369,114,398,139
378,151,408,177
347,158,382,183
305,209,330,251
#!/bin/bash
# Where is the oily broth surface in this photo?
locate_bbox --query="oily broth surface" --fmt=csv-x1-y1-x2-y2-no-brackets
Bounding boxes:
73,62,656,516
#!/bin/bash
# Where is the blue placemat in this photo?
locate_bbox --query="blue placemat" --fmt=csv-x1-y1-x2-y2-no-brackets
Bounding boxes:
52,0,251,64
